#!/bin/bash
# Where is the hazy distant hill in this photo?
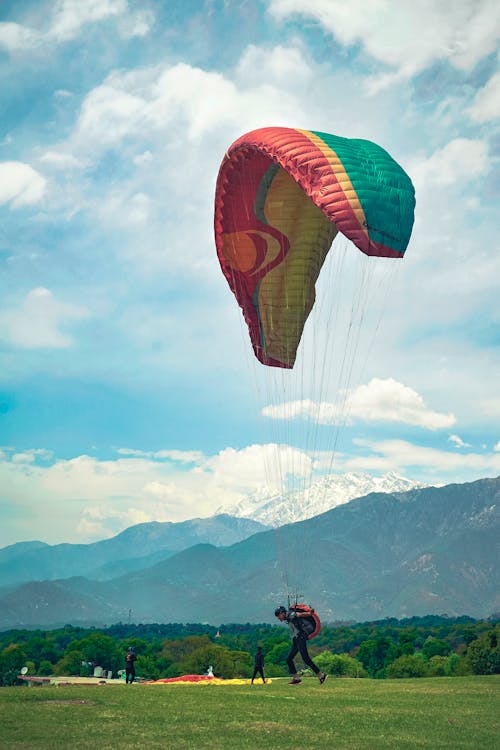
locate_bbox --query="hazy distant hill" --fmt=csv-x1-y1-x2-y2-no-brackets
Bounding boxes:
0,477,497,630
0,515,267,587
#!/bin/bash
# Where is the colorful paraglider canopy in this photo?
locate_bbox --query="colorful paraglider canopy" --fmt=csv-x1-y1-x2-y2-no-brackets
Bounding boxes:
145,674,267,686
214,127,415,369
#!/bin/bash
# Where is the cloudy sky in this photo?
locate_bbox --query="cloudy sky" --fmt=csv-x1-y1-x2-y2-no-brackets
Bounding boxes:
1,0,499,547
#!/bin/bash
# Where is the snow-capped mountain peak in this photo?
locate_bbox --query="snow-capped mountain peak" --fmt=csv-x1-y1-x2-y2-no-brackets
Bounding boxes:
217,472,427,527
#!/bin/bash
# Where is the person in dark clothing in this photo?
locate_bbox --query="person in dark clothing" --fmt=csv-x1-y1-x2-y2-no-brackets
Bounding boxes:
275,605,327,685
251,646,266,684
125,647,136,684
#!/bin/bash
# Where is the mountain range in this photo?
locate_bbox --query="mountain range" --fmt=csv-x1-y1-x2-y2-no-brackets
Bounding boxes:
0,472,423,588
0,475,497,629
0,515,267,587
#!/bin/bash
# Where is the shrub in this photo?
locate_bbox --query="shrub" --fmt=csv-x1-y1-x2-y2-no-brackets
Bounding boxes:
427,655,448,676
315,651,367,677
263,663,287,677
444,652,469,676
386,654,428,678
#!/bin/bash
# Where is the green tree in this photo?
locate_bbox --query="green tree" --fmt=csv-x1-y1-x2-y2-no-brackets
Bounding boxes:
67,633,122,674
357,637,399,678
54,649,85,676
161,635,212,666
38,660,54,676
0,644,28,686
179,645,251,679
398,628,420,655
466,631,500,675
24,636,60,669
135,655,160,680
461,625,480,646
265,641,289,666
422,637,451,660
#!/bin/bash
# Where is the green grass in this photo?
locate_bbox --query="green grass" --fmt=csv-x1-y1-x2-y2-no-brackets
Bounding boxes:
0,676,499,749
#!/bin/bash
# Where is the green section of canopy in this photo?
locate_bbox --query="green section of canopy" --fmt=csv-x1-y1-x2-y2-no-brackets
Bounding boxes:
311,131,415,253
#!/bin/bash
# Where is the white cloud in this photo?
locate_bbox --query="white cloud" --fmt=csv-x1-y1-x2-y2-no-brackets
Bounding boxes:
467,59,500,122
267,0,500,90
0,162,46,207
201,444,312,494
343,437,500,477
263,399,323,422
75,80,147,148
347,379,456,428
11,449,54,464
38,151,87,169
494,440,500,452
95,189,151,225
410,138,490,192
0,288,89,349
116,448,205,463
263,378,456,430
132,150,153,166
236,42,313,88
0,22,39,50
69,57,306,157
0,0,152,51
48,0,127,42
117,7,153,38
448,434,471,448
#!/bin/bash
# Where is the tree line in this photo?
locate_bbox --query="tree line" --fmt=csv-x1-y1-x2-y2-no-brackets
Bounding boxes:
0,615,498,686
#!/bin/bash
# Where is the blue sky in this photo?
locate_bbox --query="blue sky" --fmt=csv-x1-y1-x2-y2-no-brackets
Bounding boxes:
1,0,499,546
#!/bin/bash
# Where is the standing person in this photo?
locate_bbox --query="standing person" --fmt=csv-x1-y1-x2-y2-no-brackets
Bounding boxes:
125,647,136,684
251,646,266,684
274,605,327,685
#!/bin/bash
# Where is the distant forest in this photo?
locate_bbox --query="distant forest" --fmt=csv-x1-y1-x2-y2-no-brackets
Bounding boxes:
1,615,499,686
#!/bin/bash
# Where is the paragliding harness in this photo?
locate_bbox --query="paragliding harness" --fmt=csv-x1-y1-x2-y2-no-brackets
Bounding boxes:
288,602,321,640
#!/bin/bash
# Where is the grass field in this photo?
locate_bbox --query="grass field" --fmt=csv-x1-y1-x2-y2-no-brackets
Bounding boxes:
0,676,498,749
